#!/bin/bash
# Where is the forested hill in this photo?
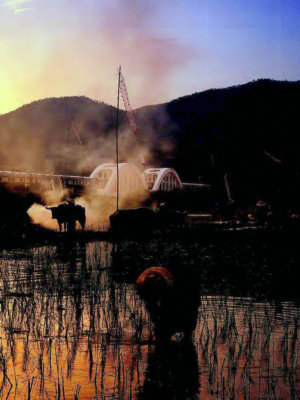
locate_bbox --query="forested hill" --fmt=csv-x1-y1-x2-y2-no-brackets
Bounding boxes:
136,79,300,207
1,79,300,207
0,96,126,176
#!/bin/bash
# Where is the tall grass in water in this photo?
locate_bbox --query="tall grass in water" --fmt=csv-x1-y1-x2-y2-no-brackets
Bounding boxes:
194,296,300,399
0,242,151,399
0,239,299,399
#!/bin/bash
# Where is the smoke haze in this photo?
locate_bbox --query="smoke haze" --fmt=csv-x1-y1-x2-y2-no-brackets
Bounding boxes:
0,0,195,229
27,183,150,231
0,95,172,230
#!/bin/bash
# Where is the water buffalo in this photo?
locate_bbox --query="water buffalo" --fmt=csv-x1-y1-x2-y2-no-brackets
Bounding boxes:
109,207,157,237
46,202,86,232
136,266,200,341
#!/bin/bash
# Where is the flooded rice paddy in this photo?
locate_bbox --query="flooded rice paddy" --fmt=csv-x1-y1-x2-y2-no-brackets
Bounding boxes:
0,234,300,399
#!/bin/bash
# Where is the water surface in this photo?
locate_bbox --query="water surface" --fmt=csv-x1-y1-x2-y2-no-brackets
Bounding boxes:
0,236,299,399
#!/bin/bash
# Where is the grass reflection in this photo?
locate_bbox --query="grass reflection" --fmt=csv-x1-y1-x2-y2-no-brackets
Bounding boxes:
0,238,299,399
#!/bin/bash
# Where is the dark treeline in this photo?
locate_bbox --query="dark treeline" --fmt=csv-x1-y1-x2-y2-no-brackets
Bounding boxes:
136,79,300,210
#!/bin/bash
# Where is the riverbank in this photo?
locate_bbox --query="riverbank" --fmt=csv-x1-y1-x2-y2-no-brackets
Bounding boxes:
1,217,300,249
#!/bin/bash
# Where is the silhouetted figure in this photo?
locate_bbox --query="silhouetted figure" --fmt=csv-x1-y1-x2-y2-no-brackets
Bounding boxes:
136,265,200,399
139,340,199,400
136,266,200,342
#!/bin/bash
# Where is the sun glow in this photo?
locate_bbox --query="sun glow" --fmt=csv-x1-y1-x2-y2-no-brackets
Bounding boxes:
0,78,21,114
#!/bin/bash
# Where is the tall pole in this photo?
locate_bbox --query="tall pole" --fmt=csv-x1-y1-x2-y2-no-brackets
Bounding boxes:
65,119,71,176
116,66,121,211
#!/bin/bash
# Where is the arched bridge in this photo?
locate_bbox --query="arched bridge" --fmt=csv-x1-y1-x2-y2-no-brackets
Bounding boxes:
143,167,182,191
0,163,202,195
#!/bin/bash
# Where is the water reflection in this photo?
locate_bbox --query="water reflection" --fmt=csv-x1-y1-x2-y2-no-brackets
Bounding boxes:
140,341,199,400
0,239,299,399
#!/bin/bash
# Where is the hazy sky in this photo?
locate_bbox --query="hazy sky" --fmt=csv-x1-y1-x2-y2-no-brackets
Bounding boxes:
0,0,299,114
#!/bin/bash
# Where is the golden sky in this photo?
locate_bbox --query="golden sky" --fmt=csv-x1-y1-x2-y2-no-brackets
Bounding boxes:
1,0,299,114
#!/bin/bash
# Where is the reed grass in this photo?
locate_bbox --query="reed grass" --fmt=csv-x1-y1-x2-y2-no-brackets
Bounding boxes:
0,238,299,399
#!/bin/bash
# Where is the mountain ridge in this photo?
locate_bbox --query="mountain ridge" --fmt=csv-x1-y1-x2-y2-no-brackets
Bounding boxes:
1,78,300,208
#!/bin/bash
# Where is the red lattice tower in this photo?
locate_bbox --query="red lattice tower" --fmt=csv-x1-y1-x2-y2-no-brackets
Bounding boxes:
119,72,138,136
119,71,146,168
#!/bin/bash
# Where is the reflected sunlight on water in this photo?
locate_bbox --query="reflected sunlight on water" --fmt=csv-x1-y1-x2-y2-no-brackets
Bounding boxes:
0,239,299,399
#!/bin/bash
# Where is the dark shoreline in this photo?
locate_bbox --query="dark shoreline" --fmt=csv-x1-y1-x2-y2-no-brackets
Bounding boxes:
1,219,299,249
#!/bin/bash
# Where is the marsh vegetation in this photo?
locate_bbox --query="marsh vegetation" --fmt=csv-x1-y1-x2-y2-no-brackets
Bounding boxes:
0,236,299,399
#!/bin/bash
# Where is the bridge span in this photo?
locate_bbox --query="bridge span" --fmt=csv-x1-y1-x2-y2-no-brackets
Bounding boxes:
0,163,203,195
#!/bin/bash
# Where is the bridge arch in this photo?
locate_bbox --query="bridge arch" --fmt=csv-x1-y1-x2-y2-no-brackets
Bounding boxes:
90,163,147,196
143,168,182,192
